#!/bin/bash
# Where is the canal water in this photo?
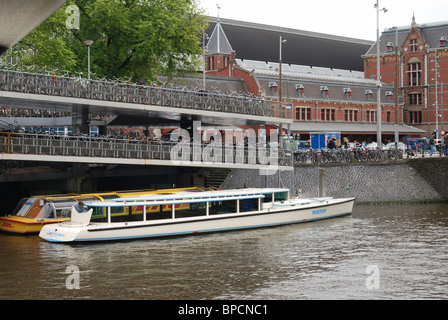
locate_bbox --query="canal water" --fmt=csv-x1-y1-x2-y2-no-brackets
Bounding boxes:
1,203,447,300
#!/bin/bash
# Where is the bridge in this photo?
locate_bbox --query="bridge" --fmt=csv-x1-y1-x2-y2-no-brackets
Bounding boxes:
0,69,291,127
0,69,293,171
0,131,293,171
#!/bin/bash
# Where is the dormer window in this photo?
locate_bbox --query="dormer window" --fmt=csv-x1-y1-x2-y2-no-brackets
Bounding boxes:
365,90,374,101
440,36,447,47
321,86,329,98
269,82,278,94
386,91,394,102
344,88,352,99
387,42,394,52
296,84,304,96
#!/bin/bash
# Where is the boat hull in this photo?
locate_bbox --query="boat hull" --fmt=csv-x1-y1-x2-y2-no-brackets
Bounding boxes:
0,216,70,234
39,198,354,242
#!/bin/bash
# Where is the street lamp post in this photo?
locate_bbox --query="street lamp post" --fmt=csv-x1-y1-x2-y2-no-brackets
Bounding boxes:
435,52,440,140
279,36,287,148
203,33,209,90
375,1,387,148
84,40,94,80
394,27,400,146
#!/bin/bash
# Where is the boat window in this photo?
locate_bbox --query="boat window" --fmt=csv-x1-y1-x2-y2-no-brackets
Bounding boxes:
99,195,120,200
263,194,273,203
146,205,171,221
56,208,71,218
175,202,207,218
20,198,44,218
36,201,56,219
111,206,124,214
209,200,237,215
274,192,288,201
90,207,107,222
11,198,32,216
239,199,258,213
110,206,127,223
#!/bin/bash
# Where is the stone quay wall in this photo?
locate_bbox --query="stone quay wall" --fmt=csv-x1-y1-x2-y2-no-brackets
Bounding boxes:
221,159,447,203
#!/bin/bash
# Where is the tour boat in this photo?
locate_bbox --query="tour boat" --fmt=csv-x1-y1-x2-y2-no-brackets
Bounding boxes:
0,187,206,234
39,188,355,243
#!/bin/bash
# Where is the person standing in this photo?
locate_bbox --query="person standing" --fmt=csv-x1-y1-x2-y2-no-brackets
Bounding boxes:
443,133,448,156
72,201,87,213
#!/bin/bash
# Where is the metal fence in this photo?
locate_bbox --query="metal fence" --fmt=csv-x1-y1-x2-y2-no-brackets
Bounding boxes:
0,69,290,119
0,132,293,167
293,148,406,164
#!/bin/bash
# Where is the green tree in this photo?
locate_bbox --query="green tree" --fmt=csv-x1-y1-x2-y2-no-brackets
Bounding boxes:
3,0,208,82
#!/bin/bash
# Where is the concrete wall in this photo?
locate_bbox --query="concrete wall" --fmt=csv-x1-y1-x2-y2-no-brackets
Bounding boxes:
408,158,448,199
222,160,446,203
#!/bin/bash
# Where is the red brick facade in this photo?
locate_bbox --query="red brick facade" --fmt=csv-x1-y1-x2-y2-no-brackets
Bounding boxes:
364,17,448,138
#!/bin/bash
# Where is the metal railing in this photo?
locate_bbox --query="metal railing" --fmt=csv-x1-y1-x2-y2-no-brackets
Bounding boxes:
0,132,293,167
293,147,405,164
0,69,290,119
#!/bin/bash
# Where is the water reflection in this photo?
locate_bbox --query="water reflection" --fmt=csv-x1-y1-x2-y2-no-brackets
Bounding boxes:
1,203,447,300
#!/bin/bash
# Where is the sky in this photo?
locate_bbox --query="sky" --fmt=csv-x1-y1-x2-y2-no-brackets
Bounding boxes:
199,0,448,41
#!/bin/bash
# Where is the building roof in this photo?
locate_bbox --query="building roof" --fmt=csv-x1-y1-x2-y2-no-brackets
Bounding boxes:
205,17,373,72
287,122,425,135
364,18,448,56
206,20,234,55
256,76,395,104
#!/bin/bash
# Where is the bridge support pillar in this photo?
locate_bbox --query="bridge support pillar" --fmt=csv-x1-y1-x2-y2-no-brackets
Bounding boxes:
318,168,326,197
72,104,90,134
67,177,97,194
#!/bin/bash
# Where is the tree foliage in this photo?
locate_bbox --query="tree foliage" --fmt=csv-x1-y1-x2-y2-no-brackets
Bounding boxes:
3,0,208,82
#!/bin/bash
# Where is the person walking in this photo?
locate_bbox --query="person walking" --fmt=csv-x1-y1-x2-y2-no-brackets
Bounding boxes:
429,133,436,157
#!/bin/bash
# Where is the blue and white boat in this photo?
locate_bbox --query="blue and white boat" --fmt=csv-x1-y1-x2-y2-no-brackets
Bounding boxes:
39,188,355,243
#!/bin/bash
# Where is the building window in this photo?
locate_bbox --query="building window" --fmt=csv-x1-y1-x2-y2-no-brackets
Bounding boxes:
321,108,335,121
296,84,304,96
440,37,447,47
296,107,311,121
386,111,391,122
407,62,422,87
207,56,216,71
344,109,358,122
409,111,422,124
344,88,352,99
410,39,418,52
269,82,278,94
387,42,394,52
365,90,374,101
366,110,376,123
223,56,230,68
408,93,422,105
321,86,329,99
386,91,394,102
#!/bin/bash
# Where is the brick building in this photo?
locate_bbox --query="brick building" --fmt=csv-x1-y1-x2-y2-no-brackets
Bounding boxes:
364,15,448,139
203,17,424,144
